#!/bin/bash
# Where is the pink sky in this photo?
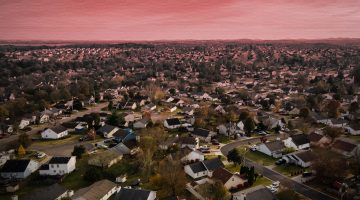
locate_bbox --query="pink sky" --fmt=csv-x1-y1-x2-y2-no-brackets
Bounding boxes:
0,0,359,40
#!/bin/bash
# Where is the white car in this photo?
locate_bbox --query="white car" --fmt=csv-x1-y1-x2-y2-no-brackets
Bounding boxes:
36,152,46,159
271,181,280,188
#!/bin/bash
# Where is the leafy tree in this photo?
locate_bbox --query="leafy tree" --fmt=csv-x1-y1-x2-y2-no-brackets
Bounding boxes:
239,111,250,121
107,112,124,126
18,144,26,156
198,181,230,200
18,133,32,148
227,149,242,166
327,100,341,118
107,101,113,110
352,65,360,85
247,166,255,186
87,129,96,140
158,157,187,196
323,127,343,140
299,107,310,119
84,167,102,182
244,117,255,137
72,145,86,158
349,102,359,113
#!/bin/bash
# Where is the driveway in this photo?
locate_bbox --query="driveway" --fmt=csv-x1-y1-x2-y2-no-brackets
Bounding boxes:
220,136,337,200
0,102,109,152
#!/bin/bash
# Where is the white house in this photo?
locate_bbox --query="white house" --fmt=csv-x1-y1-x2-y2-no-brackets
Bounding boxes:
41,125,68,139
184,158,224,179
97,124,119,138
72,179,118,200
191,128,216,142
124,113,142,123
217,122,244,136
116,187,156,200
282,151,314,168
133,118,150,129
345,124,360,135
170,106,177,112
19,119,31,130
39,113,50,124
0,159,39,179
283,134,310,150
179,147,205,163
39,156,76,176
164,118,182,129
257,140,286,158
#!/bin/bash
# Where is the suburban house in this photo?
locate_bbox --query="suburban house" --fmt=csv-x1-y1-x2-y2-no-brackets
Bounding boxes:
88,150,123,168
41,125,69,139
217,122,244,136
307,132,332,147
0,159,39,179
164,118,182,129
283,134,310,150
22,183,70,200
39,156,76,176
177,136,199,149
116,187,156,200
329,118,348,128
124,113,142,123
19,118,32,130
257,140,286,158
345,124,360,135
331,138,360,157
97,124,119,138
178,147,204,163
212,167,247,190
282,151,314,168
113,128,136,143
72,179,118,200
133,118,150,129
183,107,194,116
144,103,156,111
39,113,50,124
233,185,275,200
191,128,216,142
184,158,224,179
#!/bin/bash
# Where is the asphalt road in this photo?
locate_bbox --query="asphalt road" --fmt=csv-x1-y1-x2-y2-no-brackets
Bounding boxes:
0,102,109,152
220,136,338,200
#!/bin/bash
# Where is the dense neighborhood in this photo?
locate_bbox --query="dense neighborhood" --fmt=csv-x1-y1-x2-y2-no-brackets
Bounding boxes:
0,41,359,200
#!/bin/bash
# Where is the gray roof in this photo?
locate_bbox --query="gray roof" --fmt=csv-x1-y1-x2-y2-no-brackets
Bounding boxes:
294,151,314,163
264,140,285,152
291,134,310,146
22,184,67,200
192,128,211,138
97,124,118,134
50,125,67,134
72,179,116,200
1,159,31,173
203,158,224,171
188,161,207,173
115,187,153,200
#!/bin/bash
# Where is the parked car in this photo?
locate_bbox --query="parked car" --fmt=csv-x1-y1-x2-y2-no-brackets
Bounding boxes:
36,152,46,159
211,139,220,145
302,172,313,177
79,136,88,141
275,159,286,165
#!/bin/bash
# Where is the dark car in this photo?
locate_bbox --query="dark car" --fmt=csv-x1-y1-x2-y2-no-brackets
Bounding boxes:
211,139,220,145
275,159,286,165
302,172,313,177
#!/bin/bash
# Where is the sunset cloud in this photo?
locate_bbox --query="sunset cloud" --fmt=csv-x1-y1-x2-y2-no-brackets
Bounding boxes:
0,0,359,40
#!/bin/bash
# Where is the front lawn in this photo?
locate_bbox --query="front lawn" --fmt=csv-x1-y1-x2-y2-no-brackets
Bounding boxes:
238,147,277,166
273,165,305,177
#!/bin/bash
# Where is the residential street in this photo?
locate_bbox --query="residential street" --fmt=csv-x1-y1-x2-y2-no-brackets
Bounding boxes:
220,137,338,200
0,102,109,152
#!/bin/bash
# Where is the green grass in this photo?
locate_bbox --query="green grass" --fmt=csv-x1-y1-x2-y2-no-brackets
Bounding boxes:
61,155,91,190
31,135,80,146
238,147,277,166
225,164,240,173
205,154,226,161
273,165,305,177
252,176,272,187
217,135,232,144
346,135,360,142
